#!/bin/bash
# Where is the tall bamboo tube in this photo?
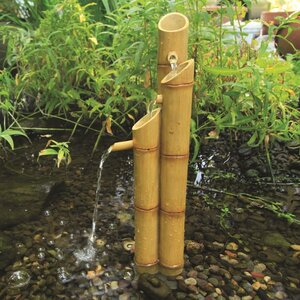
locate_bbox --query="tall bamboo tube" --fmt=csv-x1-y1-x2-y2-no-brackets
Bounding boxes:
157,13,189,93
159,59,194,276
132,108,161,274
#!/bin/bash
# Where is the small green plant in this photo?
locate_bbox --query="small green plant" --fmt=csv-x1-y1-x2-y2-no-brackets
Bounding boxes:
38,139,71,168
219,204,232,230
0,125,28,151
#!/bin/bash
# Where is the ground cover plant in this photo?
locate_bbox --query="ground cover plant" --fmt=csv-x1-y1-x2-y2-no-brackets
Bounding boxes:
0,0,300,163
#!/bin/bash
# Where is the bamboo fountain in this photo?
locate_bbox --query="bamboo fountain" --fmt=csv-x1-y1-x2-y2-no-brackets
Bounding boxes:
110,12,194,276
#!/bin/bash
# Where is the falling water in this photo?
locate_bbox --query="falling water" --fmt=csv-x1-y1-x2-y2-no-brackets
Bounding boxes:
169,55,178,71
74,147,112,262
148,99,156,117
170,61,177,71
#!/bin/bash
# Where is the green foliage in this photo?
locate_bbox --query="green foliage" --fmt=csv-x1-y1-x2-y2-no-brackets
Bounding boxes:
38,139,71,168
1,0,300,161
0,0,58,29
0,125,28,150
1,0,171,152
219,204,232,230
181,0,300,159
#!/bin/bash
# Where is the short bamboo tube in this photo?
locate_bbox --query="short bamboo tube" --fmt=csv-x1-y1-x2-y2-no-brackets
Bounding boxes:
159,59,194,276
132,108,161,274
157,13,189,92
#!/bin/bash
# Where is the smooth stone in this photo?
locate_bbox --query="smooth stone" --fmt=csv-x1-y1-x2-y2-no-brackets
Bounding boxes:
176,292,188,299
226,242,239,251
263,232,290,248
186,240,204,255
184,278,197,286
119,292,131,300
208,277,219,287
242,297,252,300
110,281,119,290
187,270,198,278
210,242,224,251
196,279,214,293
208,265,220,275
190,255,204,266
138,273,172,299
253,263,266,273
0,177,64,229
256,289,269,300
275,291,288,299
242,282,253,294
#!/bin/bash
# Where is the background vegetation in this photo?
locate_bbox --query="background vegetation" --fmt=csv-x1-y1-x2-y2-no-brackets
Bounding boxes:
0,0,300,162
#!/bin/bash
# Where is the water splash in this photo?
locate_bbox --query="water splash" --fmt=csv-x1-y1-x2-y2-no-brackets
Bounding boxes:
74,147,112,262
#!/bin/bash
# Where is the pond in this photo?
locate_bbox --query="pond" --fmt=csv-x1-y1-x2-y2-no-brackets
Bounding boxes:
0,133,299,300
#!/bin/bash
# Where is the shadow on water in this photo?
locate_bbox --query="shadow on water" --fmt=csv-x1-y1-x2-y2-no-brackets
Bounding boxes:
0,134,299,299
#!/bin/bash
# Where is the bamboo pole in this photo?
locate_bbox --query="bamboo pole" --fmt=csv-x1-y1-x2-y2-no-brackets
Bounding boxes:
110,108,161,274
159,210,185,276
132,108,161,273
159,59,194,276
157,13,189,93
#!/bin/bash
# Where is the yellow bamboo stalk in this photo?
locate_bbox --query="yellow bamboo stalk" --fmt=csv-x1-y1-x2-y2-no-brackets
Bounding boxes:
132,108,161,273
157,13,189,92
160,155,189,212
161,59,194,156
159,59,194,276
159,210,185,276
110,140,133,152
135,207,159,274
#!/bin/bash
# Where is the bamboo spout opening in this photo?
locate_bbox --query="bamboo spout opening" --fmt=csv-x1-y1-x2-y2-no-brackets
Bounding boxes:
132,108,161,150
132,108,160,132
158,13,189,32
110,140,133,152
161,59,194,85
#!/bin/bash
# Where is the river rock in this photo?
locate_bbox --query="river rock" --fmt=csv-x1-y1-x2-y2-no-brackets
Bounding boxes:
263,232,290,248
0,233,17,270
137,273,173,299
0,177,64,229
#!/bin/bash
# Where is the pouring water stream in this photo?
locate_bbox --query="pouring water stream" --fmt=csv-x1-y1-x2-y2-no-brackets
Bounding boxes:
74,146,112,262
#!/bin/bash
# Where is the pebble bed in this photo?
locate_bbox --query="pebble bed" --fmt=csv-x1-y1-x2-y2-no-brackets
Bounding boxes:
0,135,299,300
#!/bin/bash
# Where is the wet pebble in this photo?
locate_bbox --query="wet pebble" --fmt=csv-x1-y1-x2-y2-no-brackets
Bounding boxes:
186,240,204,255
208,277,219,287
226,242,239,251
197,279,214,293
184,277,197,286
274,291,288,299
187,270,198,278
